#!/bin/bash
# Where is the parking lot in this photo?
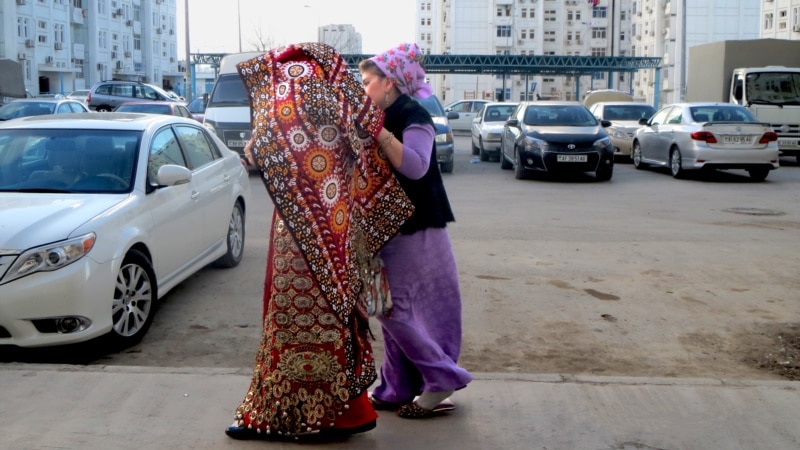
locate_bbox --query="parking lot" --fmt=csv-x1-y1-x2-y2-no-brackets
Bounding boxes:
3,132,800,381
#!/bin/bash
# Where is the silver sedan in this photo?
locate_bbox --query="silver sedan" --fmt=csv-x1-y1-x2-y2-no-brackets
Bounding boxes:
470,102,518,161
632,103,780,181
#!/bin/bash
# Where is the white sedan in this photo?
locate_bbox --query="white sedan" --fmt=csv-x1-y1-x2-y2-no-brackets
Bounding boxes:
0,113,250,348
632,103,779,180
470,102,518,161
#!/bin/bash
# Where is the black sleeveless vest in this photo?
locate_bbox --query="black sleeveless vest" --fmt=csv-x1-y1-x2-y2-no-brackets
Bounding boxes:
382,95,455,235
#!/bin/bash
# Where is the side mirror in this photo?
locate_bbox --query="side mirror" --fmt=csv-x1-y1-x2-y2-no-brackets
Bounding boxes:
600,119,612,128
638,118,649,126
506,118,520,127
202,92,209,107
447,111,459,120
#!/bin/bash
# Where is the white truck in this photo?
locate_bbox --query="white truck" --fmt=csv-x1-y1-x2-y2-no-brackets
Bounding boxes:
686,39,800,162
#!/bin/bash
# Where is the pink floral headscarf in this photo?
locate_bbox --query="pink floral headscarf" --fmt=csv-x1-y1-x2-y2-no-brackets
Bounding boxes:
369,42,432,99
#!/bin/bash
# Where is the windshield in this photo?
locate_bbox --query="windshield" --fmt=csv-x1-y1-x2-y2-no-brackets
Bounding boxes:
0,129,141,193
484,104,517,122
602,104,656,121
116,104,172,115
523,105,598,126
208,74,249,107
0,102,56,121
414,96,445,117
689,106,756,123
745,72,800,105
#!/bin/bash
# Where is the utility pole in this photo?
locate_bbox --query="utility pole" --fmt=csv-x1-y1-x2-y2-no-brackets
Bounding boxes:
184,0,192,101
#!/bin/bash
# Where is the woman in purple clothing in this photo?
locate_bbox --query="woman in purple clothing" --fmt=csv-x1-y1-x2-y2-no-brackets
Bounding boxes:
359,43,472,419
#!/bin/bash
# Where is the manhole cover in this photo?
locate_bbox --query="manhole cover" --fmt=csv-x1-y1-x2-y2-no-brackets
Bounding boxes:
723,207,785,216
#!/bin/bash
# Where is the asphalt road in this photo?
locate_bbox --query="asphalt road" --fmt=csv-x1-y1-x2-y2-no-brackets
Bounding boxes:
4,133,800,380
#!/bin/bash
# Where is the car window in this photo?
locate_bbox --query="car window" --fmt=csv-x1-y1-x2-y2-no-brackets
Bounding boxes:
176,125,219,169
187,98,206,114
148,127,187,183
449,102,471,113
604,105,656,121
176,105,191,118
70,102,87,112
649,107,672,126
111,84,134,98
137,86,158,100
485,105,514,122
57,103,72,114
665,108,683,124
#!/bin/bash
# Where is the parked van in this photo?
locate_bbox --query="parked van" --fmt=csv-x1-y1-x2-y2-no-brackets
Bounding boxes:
203,52,262,161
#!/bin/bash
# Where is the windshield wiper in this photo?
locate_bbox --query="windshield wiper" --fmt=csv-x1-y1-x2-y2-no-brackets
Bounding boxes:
747,99,784,108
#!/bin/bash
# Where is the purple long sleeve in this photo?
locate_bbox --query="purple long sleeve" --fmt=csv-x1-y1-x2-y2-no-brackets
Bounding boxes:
396,123,435,180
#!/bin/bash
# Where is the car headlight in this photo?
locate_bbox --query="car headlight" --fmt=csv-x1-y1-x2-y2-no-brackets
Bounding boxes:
593,136,612,149
524,136,549,152
610,128,628,139
435,131,454,144
2,232,96,284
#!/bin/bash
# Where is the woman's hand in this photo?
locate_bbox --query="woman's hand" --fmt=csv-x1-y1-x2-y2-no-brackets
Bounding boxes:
243,138,256,167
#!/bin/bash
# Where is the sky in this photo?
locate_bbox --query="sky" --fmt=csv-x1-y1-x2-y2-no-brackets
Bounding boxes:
176,0,417,59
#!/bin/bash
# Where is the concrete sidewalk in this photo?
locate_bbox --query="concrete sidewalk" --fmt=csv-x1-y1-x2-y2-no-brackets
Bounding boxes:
1,364,799,450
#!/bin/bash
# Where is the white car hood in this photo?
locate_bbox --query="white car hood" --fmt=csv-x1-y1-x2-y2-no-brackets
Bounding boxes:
0,194,126,252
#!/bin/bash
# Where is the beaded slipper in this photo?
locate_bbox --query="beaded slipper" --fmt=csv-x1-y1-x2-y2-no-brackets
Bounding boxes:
397,401,452,419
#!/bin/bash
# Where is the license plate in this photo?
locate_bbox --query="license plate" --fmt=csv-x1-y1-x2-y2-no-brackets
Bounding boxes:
557,154,587,162
778,138,799,147
722,135,754,144
227,140,247,148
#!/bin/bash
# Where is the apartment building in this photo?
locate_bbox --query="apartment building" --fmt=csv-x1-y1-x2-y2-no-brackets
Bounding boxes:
2,0,183,96
416,0,771,106
761,0,800,38
318,24,363,54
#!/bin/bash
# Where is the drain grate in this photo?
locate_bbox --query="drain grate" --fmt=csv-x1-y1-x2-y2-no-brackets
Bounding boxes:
722,207,785,216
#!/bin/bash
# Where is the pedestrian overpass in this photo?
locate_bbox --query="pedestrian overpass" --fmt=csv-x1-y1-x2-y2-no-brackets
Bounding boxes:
187,53,663,107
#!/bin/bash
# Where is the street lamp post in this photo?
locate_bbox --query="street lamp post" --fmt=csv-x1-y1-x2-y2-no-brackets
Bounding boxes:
184,0,192,101
238,0,242,52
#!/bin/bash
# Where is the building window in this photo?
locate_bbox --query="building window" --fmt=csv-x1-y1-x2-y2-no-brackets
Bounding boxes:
521,30,527,39
593,7,607,18
591,48,606,57
764,13,774,30
98,30,107,49
592,28,607,39
544,10,557,21
497,25,512,37
521,8,527,19
544,31,556,42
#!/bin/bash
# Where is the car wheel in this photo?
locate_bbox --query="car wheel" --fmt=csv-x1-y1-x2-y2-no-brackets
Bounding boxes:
109,249,157,347
471,140,480,155
440,161,454,173
670,147,685,179
596,162,613,181
514,148,528,180
96,105,112,112
213,201,246,268
479,139,490,162
632,141,646,170
748,167,770,182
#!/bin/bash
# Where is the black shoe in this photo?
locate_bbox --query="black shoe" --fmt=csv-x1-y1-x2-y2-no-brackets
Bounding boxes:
225,424,282,441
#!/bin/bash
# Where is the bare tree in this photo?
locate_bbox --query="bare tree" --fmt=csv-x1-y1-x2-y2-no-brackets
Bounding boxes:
248,27,279,52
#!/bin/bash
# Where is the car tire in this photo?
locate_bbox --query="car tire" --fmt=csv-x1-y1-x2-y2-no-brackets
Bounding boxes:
596,162,613,181
479,139,490,162
471,140,480,155
748,167,770,182
440,161,454,173
108,249,157,347
632,141,646,170
514,148,528,180
213,201,246,268
96,105,112,112
670,147,685,179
